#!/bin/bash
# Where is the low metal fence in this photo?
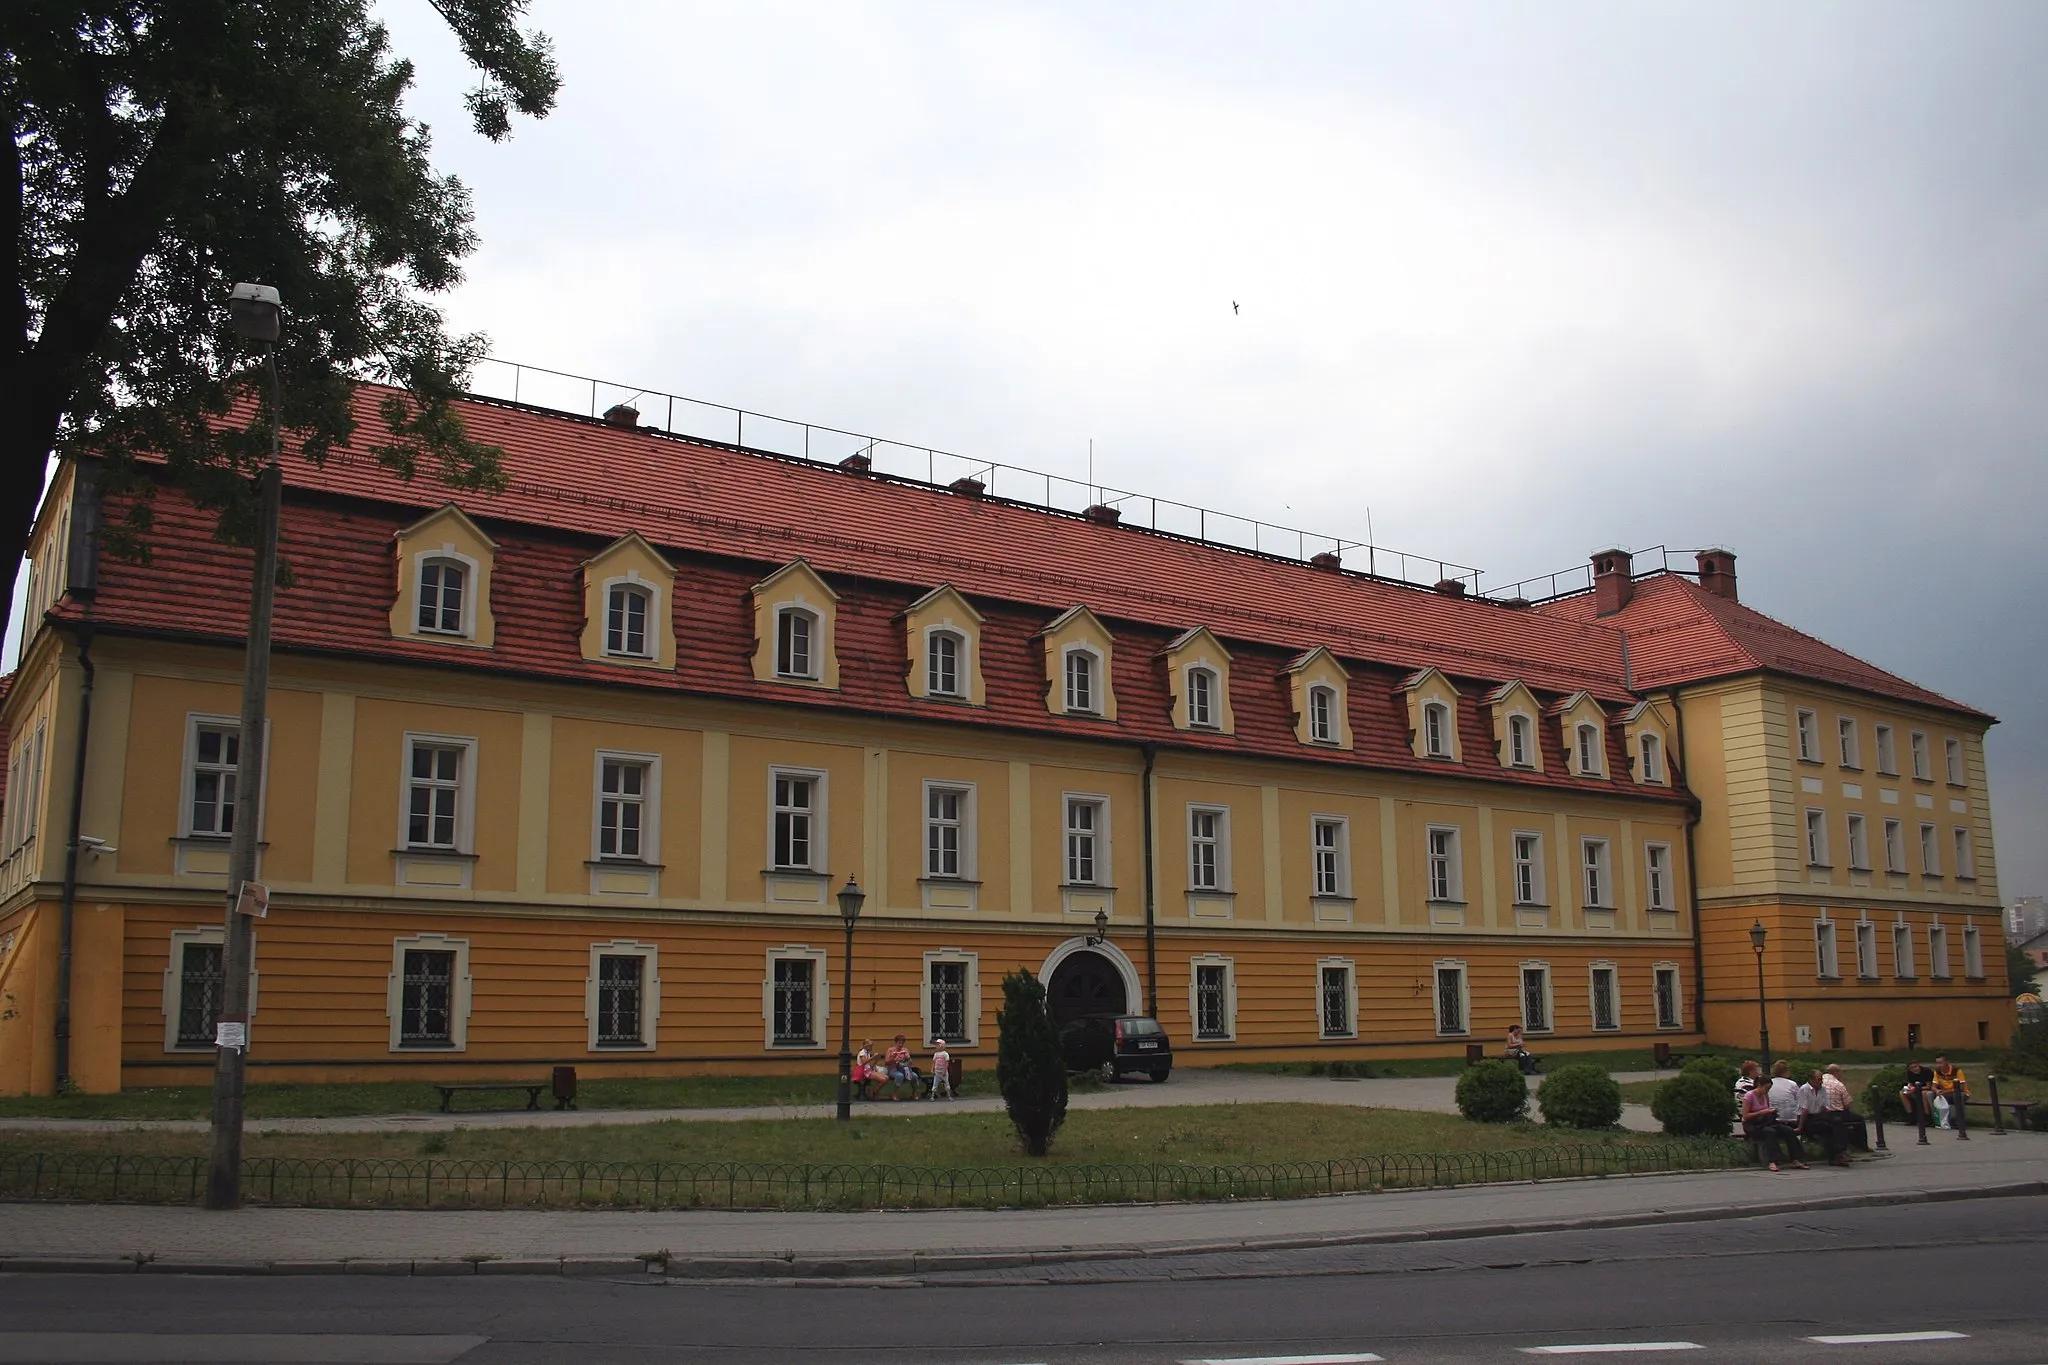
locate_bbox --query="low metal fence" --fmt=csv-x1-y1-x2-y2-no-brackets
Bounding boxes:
0,1140,1745,1212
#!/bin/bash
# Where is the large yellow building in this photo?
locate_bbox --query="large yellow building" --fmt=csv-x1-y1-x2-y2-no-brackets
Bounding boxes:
0,390,2007,1093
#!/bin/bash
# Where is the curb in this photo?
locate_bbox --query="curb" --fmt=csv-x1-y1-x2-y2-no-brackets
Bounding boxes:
2,1180,2041,1281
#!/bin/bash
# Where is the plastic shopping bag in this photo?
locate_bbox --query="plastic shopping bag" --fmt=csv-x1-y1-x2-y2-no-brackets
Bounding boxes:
1932,1095,1951,1129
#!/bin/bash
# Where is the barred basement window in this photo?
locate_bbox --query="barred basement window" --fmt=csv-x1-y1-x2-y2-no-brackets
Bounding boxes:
1520,965,1551,1033
1590,966,1619,1031
188,724,240,836
175,941,225,1047
1434,964,1468,1036
1320,962,1356,1038
1194,963,1230,1041
400,949,456,1046
1654,967,1682,1030
771,957,816,1045
928,959,968,1042
594,953,645,1046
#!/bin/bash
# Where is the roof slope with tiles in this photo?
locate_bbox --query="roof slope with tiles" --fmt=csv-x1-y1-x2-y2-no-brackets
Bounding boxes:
1538,573,1989,720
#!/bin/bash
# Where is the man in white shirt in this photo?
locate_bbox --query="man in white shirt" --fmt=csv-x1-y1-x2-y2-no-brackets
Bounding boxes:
1797,1066,1843,1165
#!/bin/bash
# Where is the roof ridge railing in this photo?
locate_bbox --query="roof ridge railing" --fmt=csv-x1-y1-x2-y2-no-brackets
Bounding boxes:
1487,545,1708,605
468,357,1486,593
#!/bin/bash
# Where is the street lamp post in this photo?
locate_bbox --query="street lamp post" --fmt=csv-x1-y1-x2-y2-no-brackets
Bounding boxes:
205,283,284,1210
1749,919,1772,1075
835,876,865,1122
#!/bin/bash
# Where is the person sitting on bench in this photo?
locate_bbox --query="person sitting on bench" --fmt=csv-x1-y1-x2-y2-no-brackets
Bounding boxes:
1505,1024,1540,1076
884,1033,921,1099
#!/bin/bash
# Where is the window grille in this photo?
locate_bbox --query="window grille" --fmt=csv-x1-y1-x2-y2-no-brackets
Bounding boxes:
1590,967,1618,1030
595,954,644,1045
1194,964,1229,1040
928,960,967,1041
1320,965,1354,1038
1654,968,1681,1029
400,950,455,1045
772,957,815,1044
1435,966,1466,1035
176,942,224,1046
1521,967,1550,1032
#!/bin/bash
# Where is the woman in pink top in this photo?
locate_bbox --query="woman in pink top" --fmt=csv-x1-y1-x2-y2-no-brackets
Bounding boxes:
1742,1080,1807,1171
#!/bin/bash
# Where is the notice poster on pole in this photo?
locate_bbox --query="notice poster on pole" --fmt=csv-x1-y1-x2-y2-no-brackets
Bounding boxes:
235,880,270,919
215,1015,248,1051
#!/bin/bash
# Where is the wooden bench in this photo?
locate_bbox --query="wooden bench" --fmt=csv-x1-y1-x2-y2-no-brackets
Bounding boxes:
1652,1042,1699,1069
434,1081,546,1113
1980,1099,2031,1131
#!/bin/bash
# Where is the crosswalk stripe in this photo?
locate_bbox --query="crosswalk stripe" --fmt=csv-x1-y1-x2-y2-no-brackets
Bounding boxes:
1806,1332,1970,1345
1520,1346,1703,1356
1183,1355,1384,1365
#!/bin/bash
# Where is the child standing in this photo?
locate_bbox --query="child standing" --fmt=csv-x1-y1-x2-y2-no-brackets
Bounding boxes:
928,1039,953,1099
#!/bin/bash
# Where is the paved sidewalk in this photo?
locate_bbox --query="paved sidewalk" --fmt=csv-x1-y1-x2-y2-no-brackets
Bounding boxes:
0,1122,2032,1279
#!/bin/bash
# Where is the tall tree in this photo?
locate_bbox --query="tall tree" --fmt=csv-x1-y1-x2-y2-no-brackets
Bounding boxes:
995,969,1068,1158
3,0,559,636
2009,945,2039,998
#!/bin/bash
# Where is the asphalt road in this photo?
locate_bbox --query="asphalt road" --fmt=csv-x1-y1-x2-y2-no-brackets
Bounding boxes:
1,1198,2043,1364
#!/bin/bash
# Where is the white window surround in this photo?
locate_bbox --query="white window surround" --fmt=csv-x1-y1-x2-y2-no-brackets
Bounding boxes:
1518,960,1554,1034
1317,956,1358,1039
1189,953,1237,1042
592,750,661,865
762,945,829,1049
1512,830,1546,906
1644,842,1673,911
386,933,473,1052
1507,712,1536,769
178,713,272,845
413,548,479,638
1307,684,1341,745
925,626,967,698
1575,722,1604,777
1874,724,1897,775
1422,701,1454,759
921,948,981,1046
1855,917,1879,979
1964,922,1984,978
1062,793,1111,887
1893,920,1916,979
1796,708,1821,763
601,576,656,659
1884,819,1906,874
1638,732,1665,785
1929,920,1952,979
1911,730,1932,780
1945,737,1965,786
1188,804,1232,892
1846,814,1870,872
1184,664,1221,729
586,940,661,1050
1062,644,1104,715
1588,961,1622,1032
161,926,257,1053
1311,815,1351,899
1815,916,1841,979
922,780,978,881
1426,825,1464,903
397,733,478,856
1805,808,1829,867
1580,837,1613,909
1953,827,1976,880
1920,822,1941,877
1432,959,1471,1037
768,767,829,874
774,604,821,680
1838,715,1861,769
1653,963,1683,1030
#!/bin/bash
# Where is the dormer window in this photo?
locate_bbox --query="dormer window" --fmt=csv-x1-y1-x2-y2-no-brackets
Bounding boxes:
605,582,651,658
1508,714,1533,768
1639,732,1665,784
1576,723,1603,776
1065,648,1098,714
417,558,467,635
1308,685,1338,744
1186,666,1219,729
777,607,818,679
1423,702,1452,758
928,630,963,697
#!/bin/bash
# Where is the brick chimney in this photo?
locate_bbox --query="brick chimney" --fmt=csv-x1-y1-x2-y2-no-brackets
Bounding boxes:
1310,551,1342,571
1696,547,1738,601
1083,504,1122,525
948,476,986,498
602,403,640,429
837,452,872,473
1591,548,1633,616
1433,578,1467,598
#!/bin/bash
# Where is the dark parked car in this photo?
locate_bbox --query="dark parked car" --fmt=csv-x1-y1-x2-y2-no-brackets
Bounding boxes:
1058,1013,1172,1082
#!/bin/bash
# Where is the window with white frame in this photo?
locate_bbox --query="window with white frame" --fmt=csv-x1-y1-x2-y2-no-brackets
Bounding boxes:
1189,806,1229,891
927,629,964,698
1910,730,1931,779
1805,809,1829,866
1920,822,1940,876
1796,708,1820,762
1433,961,1469,1035
1855,919,1878,978
405,739,470,851
1312,817,1348,897
1192,957,1234,1041
1639,732,1665,784
596,755,654,862
1644,843,1673,911
771,771,823,872
590,942,658,1049
1589,964,1620,1031
1875,724,1897,775
1308,684,1339,744
924,783,973,879
187,721,241,837
1929,921,1951,979
1884,819,1906,873
1945,737,1965,785
1064,647,1099,714
172,934,225,1048
605,582,652,658
1838,716,1861,768
1893,922,1915,979
397,945,459,1047
1319,959,1357,1038
1846,814,1869,871
1508,713,1534,768
1654,965,1682,1029
1964,922,1984,978
1520,963,1552,1033
1513,832,1544,906
1952,827,1975,879
1064,796,1106,885
416,556,467,634
1581,837,1612,908
767,949,825,1046
1423,702,1452,758
775,607,818,679
1815,917,1840,978
926,955,972,1043
1426,826,1462,902
1186,666,1219,729
1576,723,1603,776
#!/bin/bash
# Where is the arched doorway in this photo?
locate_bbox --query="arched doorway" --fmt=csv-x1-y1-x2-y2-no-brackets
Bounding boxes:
1045,948,1129,1027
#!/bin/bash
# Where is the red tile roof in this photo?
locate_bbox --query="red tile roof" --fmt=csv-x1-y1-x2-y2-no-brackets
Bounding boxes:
1538,574,1990,720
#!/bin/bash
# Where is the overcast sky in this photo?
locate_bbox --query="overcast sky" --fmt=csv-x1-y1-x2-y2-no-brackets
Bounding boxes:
11,1,2044,899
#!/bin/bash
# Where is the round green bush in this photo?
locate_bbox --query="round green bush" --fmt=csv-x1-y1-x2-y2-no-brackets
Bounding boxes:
1680,1055,1740,1097
1537,1062,1623,1129
1862,1064,1910,1122
1455,1058,1529,1123
1651,1071,1736,1136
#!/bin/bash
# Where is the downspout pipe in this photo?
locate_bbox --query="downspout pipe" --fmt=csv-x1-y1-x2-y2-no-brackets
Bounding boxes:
1669,688,1707,1037
54,623,96,1093
1140,743,1159,1016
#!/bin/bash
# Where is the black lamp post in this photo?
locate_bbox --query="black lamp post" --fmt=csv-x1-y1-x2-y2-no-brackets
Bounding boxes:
1087,908,1108,947
834,875,865,1122
1750,919,1772,1074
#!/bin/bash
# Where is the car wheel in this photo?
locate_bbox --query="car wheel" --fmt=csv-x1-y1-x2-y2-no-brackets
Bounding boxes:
1150,1065,1171,1083
1099,1061,1117,1083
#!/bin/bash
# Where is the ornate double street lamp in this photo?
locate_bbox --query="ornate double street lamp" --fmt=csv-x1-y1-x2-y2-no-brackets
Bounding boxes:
834,876,866,1121
1750,919,1773,1074
205,283,285,1210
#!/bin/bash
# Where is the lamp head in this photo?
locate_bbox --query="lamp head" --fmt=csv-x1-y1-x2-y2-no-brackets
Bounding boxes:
837,875,865,927
1094,909,1108,937
229,282,282,342
1749,920,1767,954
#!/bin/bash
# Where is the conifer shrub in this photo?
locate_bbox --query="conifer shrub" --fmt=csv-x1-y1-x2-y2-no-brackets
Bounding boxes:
2000,1018,2048,1079
1537,1062,1623,1129
995,969,1069,1157
1651,1071,1735,1136
1455,1058,1529,1123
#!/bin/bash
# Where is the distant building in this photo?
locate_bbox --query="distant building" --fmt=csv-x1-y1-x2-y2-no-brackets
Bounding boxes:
2010,896,2046,944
